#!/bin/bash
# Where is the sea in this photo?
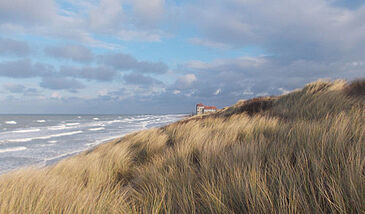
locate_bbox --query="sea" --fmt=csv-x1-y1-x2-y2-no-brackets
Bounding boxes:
0,114,185,174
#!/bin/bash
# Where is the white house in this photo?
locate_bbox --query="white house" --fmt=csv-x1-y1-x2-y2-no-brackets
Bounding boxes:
196,103,217,115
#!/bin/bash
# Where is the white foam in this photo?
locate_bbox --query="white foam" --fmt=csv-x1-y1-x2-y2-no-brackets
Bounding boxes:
66,123,80,126
48,140,57,144
141,121,148,128
48,125,69,131
105,119,124,124
88,127,105,131
0,147,27,153
13,128,41,133
93,118,99,120
7,131,83,143
5,121,16,125
37,120,46,123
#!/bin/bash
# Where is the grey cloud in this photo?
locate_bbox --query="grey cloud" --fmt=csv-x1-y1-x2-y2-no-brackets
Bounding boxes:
3,83,39,96
40,77,85,90
0,0,168,46
117,30,163,42
123,73,164,86
189,38,230,49
3,83,25,93
99,53,136,70
87,0,166,32
173,55,365,105
0,38,30,56
60,65,117,82
107,85,165,101
0,59,54,78
23,88,39,96
136,61,168,74
45,45,94,63
186,0,365,61
0,59,119,82
0,0,56,25
131,0,165,28
0,57,167,84
332,0,365,9
87,0,125,32
99,53,168,74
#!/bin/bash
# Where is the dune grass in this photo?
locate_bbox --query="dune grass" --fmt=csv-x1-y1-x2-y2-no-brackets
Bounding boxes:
0,79,364,213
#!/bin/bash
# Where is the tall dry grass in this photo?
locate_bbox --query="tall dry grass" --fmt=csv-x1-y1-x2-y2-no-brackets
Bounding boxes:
0,79,364,213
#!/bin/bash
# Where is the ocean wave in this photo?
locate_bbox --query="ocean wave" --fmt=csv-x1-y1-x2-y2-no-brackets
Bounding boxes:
36,120,46,123
0,147,27,153
48,125,70,131
5,121,16,125
48,140,58,144
7,131,83,143
105,119,126,124
12,128,41,133
88,127,105,131
93,118,99,120
141,121,148,128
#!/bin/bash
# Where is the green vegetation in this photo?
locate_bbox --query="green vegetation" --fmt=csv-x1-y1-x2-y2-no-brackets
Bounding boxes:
0,79,364,213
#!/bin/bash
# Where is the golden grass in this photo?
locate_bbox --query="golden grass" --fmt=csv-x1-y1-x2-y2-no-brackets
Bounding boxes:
0,79,364,213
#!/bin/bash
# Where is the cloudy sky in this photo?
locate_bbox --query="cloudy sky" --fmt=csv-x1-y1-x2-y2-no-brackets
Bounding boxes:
0,0,364,114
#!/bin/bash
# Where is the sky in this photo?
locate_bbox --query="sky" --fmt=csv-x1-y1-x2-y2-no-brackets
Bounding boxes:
0,0,364,114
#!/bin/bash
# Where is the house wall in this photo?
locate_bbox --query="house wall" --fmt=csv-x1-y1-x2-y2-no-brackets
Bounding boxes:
204,109,217,113
196,106,204,115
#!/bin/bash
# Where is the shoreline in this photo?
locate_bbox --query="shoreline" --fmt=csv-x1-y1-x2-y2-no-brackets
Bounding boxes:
0,114,188,175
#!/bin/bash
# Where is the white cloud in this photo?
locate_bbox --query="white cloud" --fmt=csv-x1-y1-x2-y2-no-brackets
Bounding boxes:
51,92,62,99
97,89,109,96
131,0,165,27
172,74,198,91
214,88,221,95
173,90,181,95
88,0,124,32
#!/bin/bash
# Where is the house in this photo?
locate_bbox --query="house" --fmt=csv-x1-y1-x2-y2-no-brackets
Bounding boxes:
196,103,217,115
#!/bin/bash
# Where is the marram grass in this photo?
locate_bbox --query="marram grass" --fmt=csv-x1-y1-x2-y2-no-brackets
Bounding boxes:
0,79,364,213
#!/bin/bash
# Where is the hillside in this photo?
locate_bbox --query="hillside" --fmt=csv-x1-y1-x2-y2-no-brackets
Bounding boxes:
0,79,364,213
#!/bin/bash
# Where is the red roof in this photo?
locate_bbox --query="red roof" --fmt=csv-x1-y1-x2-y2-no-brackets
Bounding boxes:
204,106,217,110
196,103,217,110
